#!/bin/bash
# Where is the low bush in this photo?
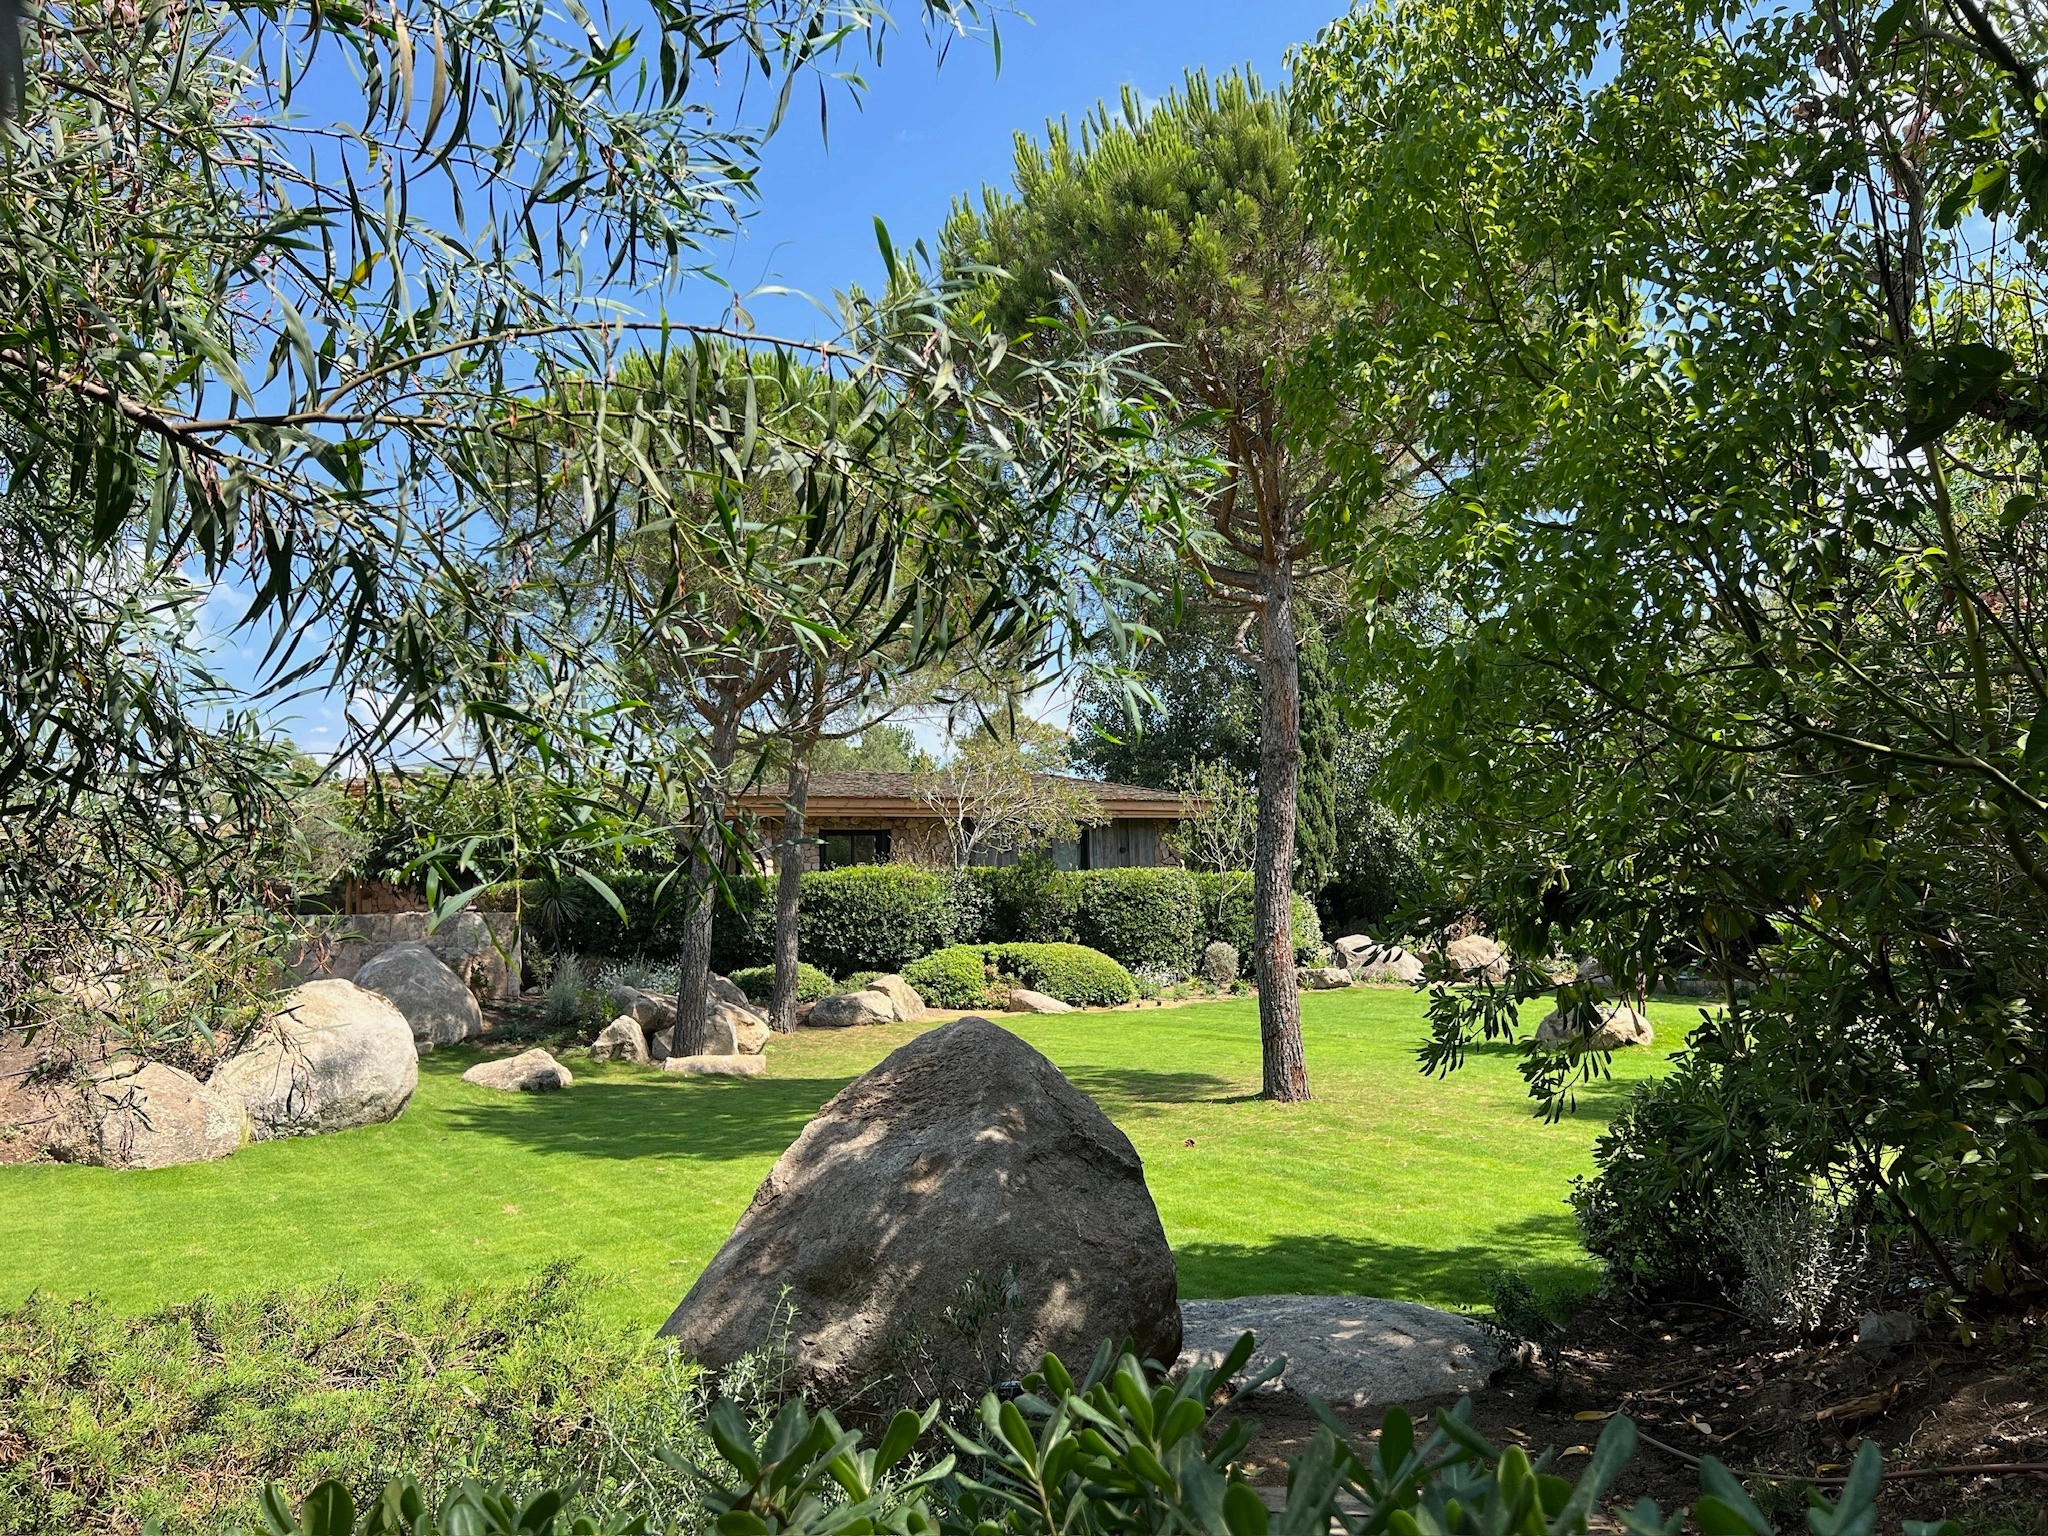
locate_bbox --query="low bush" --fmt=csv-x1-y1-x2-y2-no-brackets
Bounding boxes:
987,942,1138,1007
727,962,834,1005
0,1265,713,1536
1075,867,1198,974
902,945,990,1009
797,866,961,977
1191,873,1325,965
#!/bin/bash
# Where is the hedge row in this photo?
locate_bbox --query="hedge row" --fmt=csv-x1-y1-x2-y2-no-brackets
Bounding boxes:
504,863,1322,978
902,943,1138,1009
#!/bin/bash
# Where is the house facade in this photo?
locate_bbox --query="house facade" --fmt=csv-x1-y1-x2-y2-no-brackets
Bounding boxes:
731,771,1192,872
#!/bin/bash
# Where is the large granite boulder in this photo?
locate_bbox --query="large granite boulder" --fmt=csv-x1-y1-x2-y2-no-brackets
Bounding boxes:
658,1017,1181,1399
591,1016,651,1065
1442,934,1509,985
209,981,418,1140
463,1048,573,1092
708,974,751,1008
285,911,521,1002
654,998,770,1058
48,1061,244,1170
805,990,896,1029
610,985,673,1028
353,942,482,1051
1535,1001,1654,1050
1347,941,1425,986
866,974,926,1022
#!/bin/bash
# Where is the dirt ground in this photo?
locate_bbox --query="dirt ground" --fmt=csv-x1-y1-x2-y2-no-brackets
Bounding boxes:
1224,1299,2048,1532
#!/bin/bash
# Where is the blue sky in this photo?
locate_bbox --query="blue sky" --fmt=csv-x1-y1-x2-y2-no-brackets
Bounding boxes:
215,1,1344,758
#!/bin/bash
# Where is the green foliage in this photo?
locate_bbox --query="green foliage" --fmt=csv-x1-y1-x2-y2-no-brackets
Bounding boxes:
902,945,992,1009
809,726,934,775
1074,868,1199,974
0,1267,706,1536
1191,876,1324,966
730,964,834,1006
1293,625,1339,898
499,875,775,975
798,867,964,977
986,942,1139,1008
1071,607,1262,789
968,862,1083,946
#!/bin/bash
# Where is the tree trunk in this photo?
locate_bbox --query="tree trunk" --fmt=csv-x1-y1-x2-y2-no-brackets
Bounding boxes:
674,727,740,1058
768,749,813,1031
1253,556,1309,1102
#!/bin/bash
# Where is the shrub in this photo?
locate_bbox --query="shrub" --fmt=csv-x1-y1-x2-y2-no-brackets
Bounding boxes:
840,970,883,992
971,861,1082,945
797,866,961,975
1190,874,1325,964
902,945,990,1009
1074,867,1198,973
0,1266,715,1536
987,942,1137,1007
728,962,833,1005
494,873,775,972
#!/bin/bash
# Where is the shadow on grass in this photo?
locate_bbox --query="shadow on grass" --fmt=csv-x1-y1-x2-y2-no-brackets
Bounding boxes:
1174,1215,1587,1308
1061,1066,1241,1113
432,1062,855,1163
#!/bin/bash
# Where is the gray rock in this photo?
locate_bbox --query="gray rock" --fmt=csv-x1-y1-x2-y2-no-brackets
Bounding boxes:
658,1017,1181,1400
1200,942,1239,987
1534,1001,1654,1050
1333,935,1375,967
463,1048,573,1092
1298,966,1353,991
353,942,482,1051
610,985,673,1028
708,974,751,1008
285,911,522,1003
1857,1311,1918,1349
1008,988,1073,1014
1351,945,1425,986
866,974,926,1022
209,980,418,1140
48,1061,243,1170
666,1053,767,1077
654,999,772,1057
1176,1295,1503,1408
805,989,897,1028
1443,934,1509,985
591,1016,650,1065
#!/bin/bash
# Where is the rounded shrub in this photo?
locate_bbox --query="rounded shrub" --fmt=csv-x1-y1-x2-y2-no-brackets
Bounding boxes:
902,945,990,1009
987,942,1137,1007
1075,867,1198,973
727,962,833,1005
798,866,960,976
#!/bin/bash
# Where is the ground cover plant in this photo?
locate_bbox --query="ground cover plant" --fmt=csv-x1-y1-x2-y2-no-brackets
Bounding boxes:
0,991,1687,1330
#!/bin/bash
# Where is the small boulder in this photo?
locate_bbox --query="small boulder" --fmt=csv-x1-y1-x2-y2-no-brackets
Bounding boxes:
1298,966,1353,991
658,1017,1181,1400
49,1062,243,1170
1443,933,1509,985
463,1048,573,1092
610,985,674,1028
665,1054,766,1078
209,981,418,1140
805,990,897,1029
1199,941,1239,987
865,974,926,1022
654,999,772,1057
1857,1311,1917,1350
591,1016,650,1065
708,974,751,1008
1534,1001,1654,1050
1177,1295,1502,1407
353,942,482,1051
1333,935,1375,967
1351,944,1424,985
1008,987,1073,1014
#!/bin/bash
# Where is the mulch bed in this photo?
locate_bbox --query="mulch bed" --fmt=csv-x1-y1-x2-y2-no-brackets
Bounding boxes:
1227,1299,2048,1530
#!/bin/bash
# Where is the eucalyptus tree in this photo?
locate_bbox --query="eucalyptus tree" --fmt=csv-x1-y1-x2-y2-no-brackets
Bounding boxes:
945,73,1414,1098
1296,0,2048,1290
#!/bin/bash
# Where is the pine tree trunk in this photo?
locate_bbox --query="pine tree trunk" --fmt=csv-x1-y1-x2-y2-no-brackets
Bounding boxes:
768,751,812,1031
674,727,739,1058
1254,556,1309,1102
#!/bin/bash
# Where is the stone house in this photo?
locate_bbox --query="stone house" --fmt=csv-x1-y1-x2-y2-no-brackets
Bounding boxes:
730,771,1194,872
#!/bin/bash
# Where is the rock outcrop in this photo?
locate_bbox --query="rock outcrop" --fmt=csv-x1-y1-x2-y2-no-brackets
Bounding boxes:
353,942,482,1051
208,980,418,1140
658,1017,1181,1399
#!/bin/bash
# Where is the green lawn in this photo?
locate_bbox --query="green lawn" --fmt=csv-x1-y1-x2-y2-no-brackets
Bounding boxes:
0,991,1697,1329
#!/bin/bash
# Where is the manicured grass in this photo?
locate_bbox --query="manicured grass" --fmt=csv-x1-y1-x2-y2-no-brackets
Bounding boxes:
0,991,1697,1329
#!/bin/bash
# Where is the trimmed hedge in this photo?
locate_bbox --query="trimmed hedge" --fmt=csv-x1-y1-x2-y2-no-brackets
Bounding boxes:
988,942,1138,1007
728,962,834,1005
968,863,1081,946
902,945,990,1009
797,866,961,976
1075,867,1198,973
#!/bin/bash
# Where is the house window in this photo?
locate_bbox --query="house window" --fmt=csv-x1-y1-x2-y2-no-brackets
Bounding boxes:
820,829,892,869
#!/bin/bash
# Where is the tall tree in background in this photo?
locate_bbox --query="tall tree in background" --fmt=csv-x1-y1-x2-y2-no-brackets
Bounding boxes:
948,70,1357,1101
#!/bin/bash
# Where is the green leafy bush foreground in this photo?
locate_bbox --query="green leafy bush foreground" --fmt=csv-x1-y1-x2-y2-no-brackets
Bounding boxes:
253,1334,1947,1536
903,943,1137,1009
0,1265,715,1536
